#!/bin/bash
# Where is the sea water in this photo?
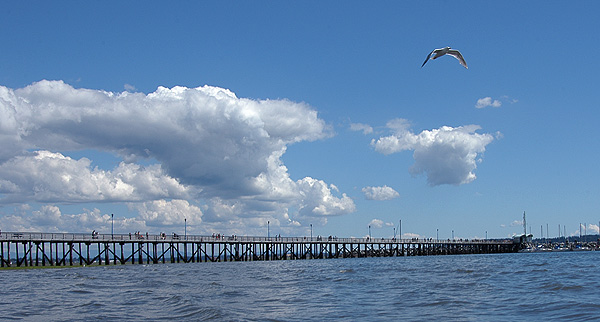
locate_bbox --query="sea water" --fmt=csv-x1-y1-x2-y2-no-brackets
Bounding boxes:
2,251,599,321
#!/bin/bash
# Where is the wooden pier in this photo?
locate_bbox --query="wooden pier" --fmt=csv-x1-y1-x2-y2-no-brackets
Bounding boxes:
0,232,520,268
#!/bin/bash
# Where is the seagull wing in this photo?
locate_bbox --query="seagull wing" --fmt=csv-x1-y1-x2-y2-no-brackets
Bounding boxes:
421,50,434,68
446,49,468,69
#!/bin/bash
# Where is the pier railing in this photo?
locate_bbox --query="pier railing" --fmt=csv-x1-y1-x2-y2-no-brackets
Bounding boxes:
0,231,513,244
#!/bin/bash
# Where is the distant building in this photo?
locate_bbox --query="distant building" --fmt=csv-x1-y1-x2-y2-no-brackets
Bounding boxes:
513,234,533,244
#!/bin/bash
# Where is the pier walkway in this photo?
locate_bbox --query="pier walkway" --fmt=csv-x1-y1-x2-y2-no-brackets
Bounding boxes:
0,232,519,268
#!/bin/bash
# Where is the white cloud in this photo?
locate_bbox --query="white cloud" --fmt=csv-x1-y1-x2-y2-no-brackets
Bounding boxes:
362,185,400,200
0,150,188,203
1,205,127,233
510,220,523,227
371,119,495,186
129,199,203,227
501,95,518,104
369,119,416,155
475,97,502,109
0,201,204,234
17,81,327,195
0,80,354,233
296,177,356,218
124,83,136,92
369,219,384,229
349,123,373,134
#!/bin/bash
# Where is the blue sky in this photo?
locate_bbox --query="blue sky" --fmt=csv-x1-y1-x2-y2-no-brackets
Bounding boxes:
1,1,599,239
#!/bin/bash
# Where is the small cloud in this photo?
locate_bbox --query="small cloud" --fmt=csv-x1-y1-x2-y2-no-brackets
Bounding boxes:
349,123,373,135
124,83,137,92
475,97,502,109
510,220,523,227
501,95,518,104
369,219,384,229
362,185,400,200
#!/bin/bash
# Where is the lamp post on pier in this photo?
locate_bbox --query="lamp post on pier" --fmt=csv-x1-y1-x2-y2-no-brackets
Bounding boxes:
184,218,187,240
111,214,114,238
368,225,371,240
267,221,270,240
310,224,312,241
436,228,438,240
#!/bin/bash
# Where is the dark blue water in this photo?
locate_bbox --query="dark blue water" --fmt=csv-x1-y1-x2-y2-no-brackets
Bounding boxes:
2,252,600,321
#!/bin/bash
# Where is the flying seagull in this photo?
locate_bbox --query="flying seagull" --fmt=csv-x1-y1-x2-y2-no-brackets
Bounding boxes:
421,47,468,69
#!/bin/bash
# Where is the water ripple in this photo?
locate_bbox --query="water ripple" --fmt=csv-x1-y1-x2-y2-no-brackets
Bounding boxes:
2,252,600,321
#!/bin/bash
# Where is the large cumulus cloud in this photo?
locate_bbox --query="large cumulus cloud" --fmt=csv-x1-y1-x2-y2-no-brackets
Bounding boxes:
2,81,329,194
0,80,355,232
372,118,495,186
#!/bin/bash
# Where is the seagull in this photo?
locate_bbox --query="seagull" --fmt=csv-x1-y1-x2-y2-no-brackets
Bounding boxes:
421,47,468,69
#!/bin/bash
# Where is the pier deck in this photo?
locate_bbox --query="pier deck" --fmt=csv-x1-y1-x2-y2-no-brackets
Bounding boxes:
0,232,519,268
